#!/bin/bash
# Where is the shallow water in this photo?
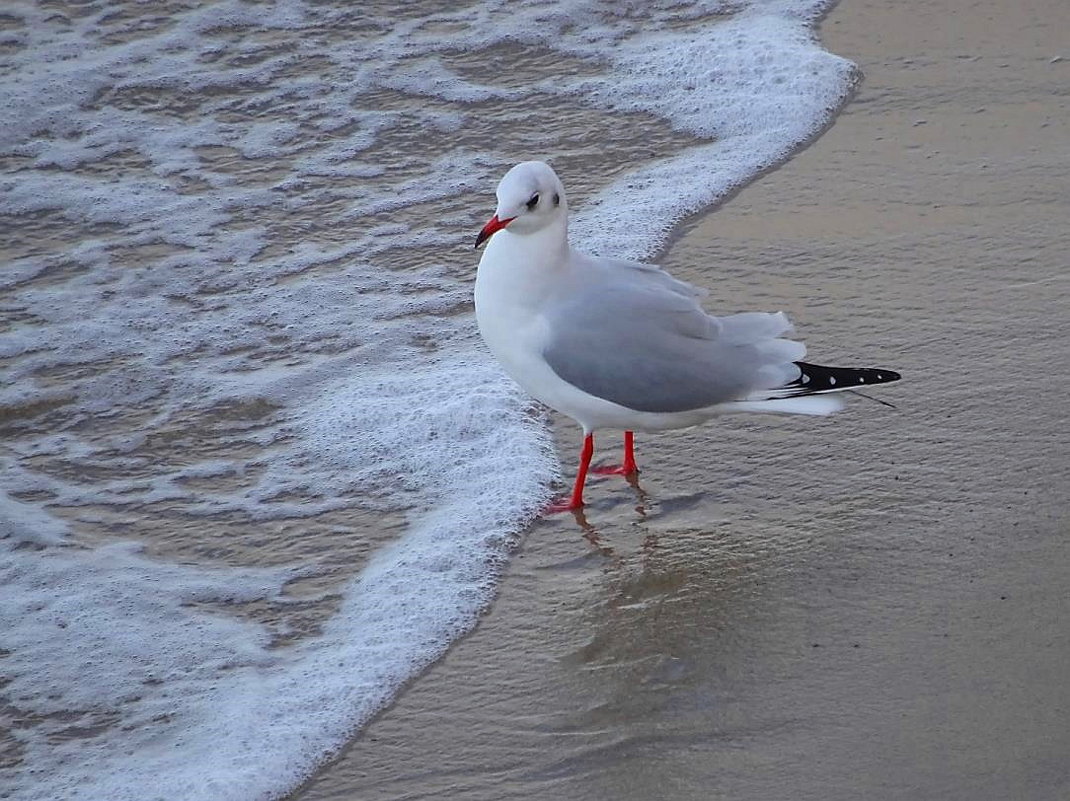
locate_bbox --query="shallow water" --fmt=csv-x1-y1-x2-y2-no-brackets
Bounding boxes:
1,1,858,798
292,0,1070,797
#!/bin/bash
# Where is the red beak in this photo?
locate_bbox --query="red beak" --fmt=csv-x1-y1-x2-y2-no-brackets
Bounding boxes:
474,214,516,249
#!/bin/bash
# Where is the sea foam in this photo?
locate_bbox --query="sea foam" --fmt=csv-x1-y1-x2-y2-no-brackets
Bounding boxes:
0,0,853,798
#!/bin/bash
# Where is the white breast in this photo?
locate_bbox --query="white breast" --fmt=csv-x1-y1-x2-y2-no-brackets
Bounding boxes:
474,230,559,403
474,230,704,433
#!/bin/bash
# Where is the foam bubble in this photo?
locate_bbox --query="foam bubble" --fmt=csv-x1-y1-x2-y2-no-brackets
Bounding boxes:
1,0,852,798
563,10,857,260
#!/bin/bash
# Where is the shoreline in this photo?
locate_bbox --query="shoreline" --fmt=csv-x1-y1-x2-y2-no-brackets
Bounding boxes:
294,0,1070,798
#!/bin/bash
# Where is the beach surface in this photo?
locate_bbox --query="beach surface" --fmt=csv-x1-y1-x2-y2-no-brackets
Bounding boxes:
294,0,1070,799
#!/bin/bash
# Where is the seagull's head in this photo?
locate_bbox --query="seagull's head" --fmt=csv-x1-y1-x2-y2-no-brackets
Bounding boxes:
475,161,568,248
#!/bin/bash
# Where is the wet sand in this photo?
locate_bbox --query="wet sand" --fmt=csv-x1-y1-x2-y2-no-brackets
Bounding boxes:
295,0,1070,798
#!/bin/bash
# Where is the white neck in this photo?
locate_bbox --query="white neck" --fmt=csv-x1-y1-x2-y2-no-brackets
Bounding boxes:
475,215,569,310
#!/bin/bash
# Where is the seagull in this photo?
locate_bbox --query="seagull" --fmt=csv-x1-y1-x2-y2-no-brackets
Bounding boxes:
474,161,900,512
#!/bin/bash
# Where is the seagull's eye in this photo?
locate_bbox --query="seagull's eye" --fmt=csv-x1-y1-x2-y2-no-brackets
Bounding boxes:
526,193,539,211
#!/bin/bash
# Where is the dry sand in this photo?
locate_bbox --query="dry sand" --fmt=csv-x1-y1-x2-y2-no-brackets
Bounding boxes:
294,0,1070,798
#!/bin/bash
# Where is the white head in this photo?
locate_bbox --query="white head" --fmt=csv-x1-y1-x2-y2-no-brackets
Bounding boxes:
475,161,568,248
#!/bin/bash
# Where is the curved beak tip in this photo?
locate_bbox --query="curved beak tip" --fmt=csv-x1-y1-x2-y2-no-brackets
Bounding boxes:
474,214,514,249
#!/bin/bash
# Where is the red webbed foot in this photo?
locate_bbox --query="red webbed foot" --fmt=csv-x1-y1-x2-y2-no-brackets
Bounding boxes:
543,497,584,514
591,461,638,476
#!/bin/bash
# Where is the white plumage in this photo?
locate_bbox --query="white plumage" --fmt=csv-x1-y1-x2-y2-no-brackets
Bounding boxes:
474,161,899,511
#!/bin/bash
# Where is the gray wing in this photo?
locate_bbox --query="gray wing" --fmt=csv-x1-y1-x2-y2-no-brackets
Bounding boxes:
542,256,801,413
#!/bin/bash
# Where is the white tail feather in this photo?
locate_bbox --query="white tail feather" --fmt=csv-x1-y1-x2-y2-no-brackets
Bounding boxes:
726,394,845,416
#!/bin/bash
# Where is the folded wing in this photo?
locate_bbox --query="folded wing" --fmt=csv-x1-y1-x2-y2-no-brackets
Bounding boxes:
542,256,805,413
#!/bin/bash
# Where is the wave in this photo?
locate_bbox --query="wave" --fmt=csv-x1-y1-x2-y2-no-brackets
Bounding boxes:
0,1,854,798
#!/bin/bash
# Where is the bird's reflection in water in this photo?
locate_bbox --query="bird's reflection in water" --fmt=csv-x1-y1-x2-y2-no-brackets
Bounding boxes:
624,471,651,518
565,471,663,558
567,507,612,556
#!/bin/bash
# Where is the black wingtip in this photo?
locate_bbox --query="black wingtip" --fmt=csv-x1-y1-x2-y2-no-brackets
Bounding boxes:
789,361,901,395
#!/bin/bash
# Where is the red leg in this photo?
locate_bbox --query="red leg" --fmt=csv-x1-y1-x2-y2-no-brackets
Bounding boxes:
622,430,638,475
546,433,595,513
592,430,639,476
